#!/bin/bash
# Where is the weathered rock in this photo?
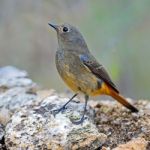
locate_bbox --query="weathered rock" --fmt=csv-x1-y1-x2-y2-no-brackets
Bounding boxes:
0,87,37,125
113,138,148,150
0,66,36,89
0,66,38,125
5,94,107,150
93,99,150,149
0,124,4,140
0,124,5,149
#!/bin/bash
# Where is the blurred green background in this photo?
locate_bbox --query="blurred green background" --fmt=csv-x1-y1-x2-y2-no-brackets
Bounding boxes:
0,0,150,99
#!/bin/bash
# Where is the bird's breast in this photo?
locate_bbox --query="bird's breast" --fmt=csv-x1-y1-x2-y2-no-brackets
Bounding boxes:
55,50,106,96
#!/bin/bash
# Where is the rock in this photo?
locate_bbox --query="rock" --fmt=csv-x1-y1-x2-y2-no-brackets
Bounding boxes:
101,147,110,150
0,124,5,149
0,66,37,89
0,124,4,141
5,94,107,150
0,66,38,125
0,87,37,125
93,100,150,149
113,138,148,150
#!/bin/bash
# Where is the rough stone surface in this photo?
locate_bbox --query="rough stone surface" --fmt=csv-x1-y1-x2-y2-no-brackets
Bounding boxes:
5,94,106,150
0,66,36,89
0,87,37,125
92,100,150,149
0,124,4,141
0,66,38,125
112,138,148,150
0,124,5,149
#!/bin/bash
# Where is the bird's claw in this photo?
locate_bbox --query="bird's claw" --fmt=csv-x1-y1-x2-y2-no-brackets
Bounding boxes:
51,106,67,117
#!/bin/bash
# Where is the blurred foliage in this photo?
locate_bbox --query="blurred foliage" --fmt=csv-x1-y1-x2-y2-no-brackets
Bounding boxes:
0,0,150,99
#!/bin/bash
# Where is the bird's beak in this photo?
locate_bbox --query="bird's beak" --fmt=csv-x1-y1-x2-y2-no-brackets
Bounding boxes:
48,23,58,31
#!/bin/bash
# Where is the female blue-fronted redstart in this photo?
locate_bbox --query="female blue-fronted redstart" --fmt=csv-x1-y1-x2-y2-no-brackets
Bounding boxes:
49,23,138,124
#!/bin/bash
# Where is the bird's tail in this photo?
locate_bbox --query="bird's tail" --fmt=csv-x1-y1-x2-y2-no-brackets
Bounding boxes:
109,89,138,112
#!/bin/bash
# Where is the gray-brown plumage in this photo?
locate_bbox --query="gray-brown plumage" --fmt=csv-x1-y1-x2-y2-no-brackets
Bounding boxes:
49,23,138,124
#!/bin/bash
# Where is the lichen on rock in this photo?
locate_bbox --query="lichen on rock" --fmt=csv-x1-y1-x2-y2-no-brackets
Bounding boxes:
5,95,106,150
0,66,38,125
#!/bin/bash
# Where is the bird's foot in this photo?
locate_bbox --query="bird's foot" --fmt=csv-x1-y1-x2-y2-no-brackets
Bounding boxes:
52,106,66,117
51,93,78,117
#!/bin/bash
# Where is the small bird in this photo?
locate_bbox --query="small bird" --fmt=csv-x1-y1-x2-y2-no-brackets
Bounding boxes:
48,23,138,124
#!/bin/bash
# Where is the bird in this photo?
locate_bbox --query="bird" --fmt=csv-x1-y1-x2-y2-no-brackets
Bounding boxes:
48,23,138,124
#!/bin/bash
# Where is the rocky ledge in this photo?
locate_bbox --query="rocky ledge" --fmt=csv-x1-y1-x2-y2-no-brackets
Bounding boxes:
0,66,149,150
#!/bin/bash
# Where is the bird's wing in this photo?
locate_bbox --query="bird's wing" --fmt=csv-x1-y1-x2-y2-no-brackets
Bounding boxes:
80,54,119,93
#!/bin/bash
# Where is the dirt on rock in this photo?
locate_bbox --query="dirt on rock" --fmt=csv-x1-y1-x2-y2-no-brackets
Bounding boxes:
91,100,150,149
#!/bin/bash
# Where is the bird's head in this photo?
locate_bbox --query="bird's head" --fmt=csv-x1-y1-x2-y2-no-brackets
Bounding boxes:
49,23,88,52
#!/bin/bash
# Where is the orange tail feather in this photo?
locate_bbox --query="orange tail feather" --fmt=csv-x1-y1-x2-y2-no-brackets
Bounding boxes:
109,89,138,112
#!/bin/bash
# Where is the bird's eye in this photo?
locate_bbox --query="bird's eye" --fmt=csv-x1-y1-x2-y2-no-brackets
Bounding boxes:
63,27,68,32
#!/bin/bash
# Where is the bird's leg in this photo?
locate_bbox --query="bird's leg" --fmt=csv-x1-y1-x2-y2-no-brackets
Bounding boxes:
72,95,89,125
52,93,78,116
